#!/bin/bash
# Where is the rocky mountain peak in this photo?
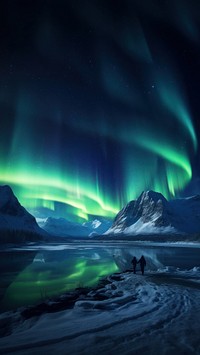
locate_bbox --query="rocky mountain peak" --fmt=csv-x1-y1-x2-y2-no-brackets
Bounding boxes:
0,185,44,234
0,185,27,217
106,190,200,235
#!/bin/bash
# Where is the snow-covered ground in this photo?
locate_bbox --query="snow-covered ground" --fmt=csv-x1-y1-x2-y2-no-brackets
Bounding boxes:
1,266,200,354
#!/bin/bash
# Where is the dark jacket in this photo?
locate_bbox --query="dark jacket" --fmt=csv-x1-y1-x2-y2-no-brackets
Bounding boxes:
131,257,137,266
138,256,146,266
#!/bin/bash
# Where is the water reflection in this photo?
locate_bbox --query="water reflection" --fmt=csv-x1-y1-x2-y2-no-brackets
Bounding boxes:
0,246,119,311
1,242,200,311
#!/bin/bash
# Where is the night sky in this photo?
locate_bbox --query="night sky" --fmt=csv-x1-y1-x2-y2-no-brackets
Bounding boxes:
1,0,200,221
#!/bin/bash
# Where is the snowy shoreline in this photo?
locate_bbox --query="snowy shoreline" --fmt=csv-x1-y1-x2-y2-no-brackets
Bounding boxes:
1,267,200,354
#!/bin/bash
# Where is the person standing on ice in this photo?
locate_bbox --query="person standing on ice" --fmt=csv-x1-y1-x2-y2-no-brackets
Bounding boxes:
138,255,146,275
131,256,137,274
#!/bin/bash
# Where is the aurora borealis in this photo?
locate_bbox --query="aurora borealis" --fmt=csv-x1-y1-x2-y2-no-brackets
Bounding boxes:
0,0,200,221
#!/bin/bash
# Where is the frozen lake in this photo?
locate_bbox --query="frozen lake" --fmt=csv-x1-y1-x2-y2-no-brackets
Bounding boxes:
1,241,200,311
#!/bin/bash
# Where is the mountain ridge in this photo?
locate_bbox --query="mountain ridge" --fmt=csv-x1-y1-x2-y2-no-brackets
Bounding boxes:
38,216,112,237
1,185,200,238
0,185,47,240
105,190,200,235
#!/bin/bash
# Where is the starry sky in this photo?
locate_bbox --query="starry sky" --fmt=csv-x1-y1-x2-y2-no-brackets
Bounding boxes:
0,0,200,221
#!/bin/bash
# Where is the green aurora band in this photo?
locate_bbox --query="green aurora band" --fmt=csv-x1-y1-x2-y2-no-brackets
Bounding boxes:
0,80,197,221
0,7,198,220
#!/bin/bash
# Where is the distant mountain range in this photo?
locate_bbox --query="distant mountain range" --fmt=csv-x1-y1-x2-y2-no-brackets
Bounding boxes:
37,216,112,237
0,185,111,241
105,190,200,235
1,186,200,241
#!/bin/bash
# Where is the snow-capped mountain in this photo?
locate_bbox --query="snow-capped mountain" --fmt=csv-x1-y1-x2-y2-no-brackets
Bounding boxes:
38,217,112,237
105,190,200,235
0,185,45,235
83,218,112,236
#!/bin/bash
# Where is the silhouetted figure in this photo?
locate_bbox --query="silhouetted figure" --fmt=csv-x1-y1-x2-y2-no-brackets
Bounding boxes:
138,255,146,275
131,256,137,274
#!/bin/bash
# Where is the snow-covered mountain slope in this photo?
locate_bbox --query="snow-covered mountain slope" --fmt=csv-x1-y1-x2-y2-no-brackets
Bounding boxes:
39,217,91,237
83,218,112,236
105,190,200,235
38,217,112,237
0,185,45,235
